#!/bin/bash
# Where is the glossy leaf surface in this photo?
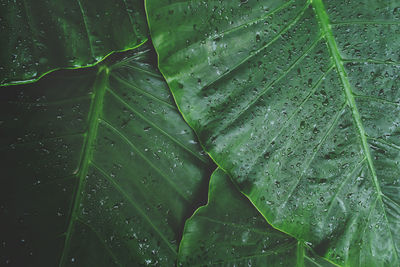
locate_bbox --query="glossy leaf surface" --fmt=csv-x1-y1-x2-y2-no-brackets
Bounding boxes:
0,0,148,85
179,169,336,267
147,0,400,265
0,44,213,266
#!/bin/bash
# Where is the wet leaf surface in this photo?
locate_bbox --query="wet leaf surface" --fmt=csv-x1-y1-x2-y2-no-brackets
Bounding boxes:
179,169,335,267
0,44,214,266
0,0,148,85
147,0,400,265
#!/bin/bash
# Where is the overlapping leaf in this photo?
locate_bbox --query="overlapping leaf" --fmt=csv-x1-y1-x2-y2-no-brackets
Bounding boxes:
0,0,148,85
0,44,214,266
179,169,336,267
147,0,400,265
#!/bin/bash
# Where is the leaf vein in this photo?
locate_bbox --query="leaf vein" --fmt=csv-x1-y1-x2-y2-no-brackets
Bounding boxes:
210,35,325,140
59,69,108,266
90,162,178,256
107,87,208,163
325,158,367,217
354,95,400,107
382,193,400,210
99,118,190,202
244,66,334,174
312,0,399,263
110,73,176,109
368,137,400,152
199,1,311,91
76,218,123,267
342,58,400,66
76,0,95,58
196,215,271,236
332,20,400,26
279,104,345,210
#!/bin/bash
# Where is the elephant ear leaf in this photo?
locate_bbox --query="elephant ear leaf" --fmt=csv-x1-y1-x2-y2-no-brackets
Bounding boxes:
178,169,336,267
146,0,400,265
0,44,213,266
0,0,148,85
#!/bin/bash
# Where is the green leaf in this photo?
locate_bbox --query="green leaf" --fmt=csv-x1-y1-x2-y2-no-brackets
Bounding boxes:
179,169,336,267
0,44,214,266
0,0,148,86
147,0,400,265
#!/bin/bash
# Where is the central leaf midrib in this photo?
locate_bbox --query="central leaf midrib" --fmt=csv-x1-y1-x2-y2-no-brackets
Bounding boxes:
311,0,398,263
59,67,109,266
296,241,305,267
311,0,379,188
58,60,191,264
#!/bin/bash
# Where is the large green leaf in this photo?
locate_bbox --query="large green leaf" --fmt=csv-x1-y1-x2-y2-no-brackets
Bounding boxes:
179,169,336,266
147,0,400,265
0,0,148,85
0,44,214,266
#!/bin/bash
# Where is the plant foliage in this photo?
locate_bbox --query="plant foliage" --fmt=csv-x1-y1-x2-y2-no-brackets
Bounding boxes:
1,0,399,266
0,0,148,85
147,0,400,265
0,45,213,266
